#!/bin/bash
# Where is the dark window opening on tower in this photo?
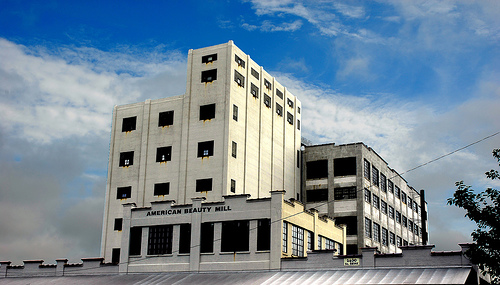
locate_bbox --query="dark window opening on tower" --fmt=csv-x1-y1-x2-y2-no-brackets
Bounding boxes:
119,151,134,167
202,53,217,64
158,111,174,127
306,160,328,179
307,189,328,202
200,223,214,253
154,183,170,196
179,224,191,254
122,116,137,132
233,104,238,121
230,179,236,193
197,141,214,158
200,104,216,121
264,79,271,90
112,248,120,264
276,103,283,116
287,98,294,108
264,94,271,108
334,187,357,200
251,83,259,98
221,220,249,252
335,216,358,235
251,68,260,79
156,146,172,162
201,69,217,83
232,141,237,158
234,70,245,87
129,227,142,256
114,218,123,231
287,112,293,124
257,219,271,251
334,157,356,176
116,186,131,199
235,55,245,68
276,89,283,99
196,178,213,192
148,225,173,255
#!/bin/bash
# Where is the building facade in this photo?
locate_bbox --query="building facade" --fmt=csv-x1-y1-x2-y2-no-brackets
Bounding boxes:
302,143,428,255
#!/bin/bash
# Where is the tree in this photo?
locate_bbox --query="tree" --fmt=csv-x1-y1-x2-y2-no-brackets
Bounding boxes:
448,148,500,283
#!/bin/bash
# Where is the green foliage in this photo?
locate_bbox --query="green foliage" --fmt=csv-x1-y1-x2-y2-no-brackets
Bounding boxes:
448,148,500,283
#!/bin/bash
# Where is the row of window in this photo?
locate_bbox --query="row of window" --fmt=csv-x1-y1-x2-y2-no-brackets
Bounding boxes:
122,111,174,133
282,222,339,257
306,186,357,203
364,217,411,247
306,157,357,180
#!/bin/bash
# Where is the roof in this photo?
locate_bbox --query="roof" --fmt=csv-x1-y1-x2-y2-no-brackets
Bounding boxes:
0,267,474,285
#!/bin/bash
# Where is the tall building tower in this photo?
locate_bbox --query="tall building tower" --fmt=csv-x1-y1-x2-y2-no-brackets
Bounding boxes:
101,41,303,263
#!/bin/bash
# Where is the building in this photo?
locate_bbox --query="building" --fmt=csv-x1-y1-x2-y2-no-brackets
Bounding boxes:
302,143,428,255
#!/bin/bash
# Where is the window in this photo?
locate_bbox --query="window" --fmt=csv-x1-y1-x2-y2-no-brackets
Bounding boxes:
307,231,313,251
264,94,271,108
291,225,305,256
381,200,387,214
200,104,216,121
257,219,271,251
403,240,408,246
179,224,191,254
251,83,259,98
197,141,214,158
402,215,408,227
287,98,294,108
395,186,401,199
397,236,402,247
382,227,388,246
200,222,214,253
154,183,169,196
408,197,413,209
230,179,236,193
306,160,328,179
396,211,401,223
156,146,172,162
276,103,283,116
380,173,387,192
148,225,173,255
114,218,123,231
388,180,394,193
233,104,238,121
364,189,371,203
390,232,396,245
196,178,212,192
235,54,245,68
112,248,120,264
324,237,335,250
409,220,414,232
373,222,380,242
372,166,379,186
276,89,283,99
334,157,356,176
373,194,380,209
201,69,217,83
158,111,174,127
282,222,288,252
119,151,134,167
117,186,131,199
335,216,357,235
287,112,293,124
364,159,371,180
389,205,395,219
264,79,271,90
297,150,300,168
415,225,419,235
414,201,419,213
251,68,259,79
231,141,237,158
298,106,301,114
401,191,407,204
334,187,357,200
307,189,328,202
221,220,250,252
122,116,137,132
129,227,142,256
202,53,217,63
234,70,245,87
365,217,372,238
317,236,322,250
297,119,300,130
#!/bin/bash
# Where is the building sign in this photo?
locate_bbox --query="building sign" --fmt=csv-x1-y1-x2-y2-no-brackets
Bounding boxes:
146,206,232,217
344,257,359,266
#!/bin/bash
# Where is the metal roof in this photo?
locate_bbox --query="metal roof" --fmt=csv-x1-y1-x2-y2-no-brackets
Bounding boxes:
0,267,473,285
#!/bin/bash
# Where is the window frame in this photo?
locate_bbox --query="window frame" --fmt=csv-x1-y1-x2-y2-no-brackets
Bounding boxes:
201,69,217,83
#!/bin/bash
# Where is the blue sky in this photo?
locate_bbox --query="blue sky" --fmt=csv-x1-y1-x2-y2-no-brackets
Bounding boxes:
0,0,499,263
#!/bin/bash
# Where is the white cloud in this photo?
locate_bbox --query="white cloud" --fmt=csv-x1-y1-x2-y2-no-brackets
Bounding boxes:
241,19,302,32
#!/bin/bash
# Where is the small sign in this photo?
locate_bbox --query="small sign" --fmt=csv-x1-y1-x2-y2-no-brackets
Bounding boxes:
344,257,359,266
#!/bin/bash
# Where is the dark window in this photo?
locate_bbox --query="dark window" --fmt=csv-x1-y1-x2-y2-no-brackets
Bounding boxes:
200,222,214,253
264,79,271,90
196,178,212,192
156,146,172,162
389,205,395,219
408,197,413,209
122,116,137,132
232,141,237,158
298,106,301,114
395,186,401,199
230,179,236,193
334,187,357,200
112,248,120,264
251,68,259,79
283,222,288,252
364,159,371,180
414,201,419,213
297,150,300,168
148,225,172,255
117,186,131,199
380,173,387,192
234,70,245,87
403,240,408,246
396,211,401,223
388,180,394,193
201,69,217,83
235,54,245,68
373,194,380,209
365,217,372,238
335,216,357,235
402,215,407,227
287,98,294,108
114,218,123,231
257,219,271,251
200,104,216,121
297,119,300,130
154,183,169,196
390,232,396,245
307,231,314,251
129,227,142,256
202,53,217,64
251,83,259,98
197,141,214,158
306,160,328,179
346,245,358,255
119,151,134,167
372,166,379,186
179,224,191,254
381,200,387,214
221,220,249,252
397,236,402,247
233,104,238,121
291,225,305,256
401,191,407,204
264,94,271,108
276,89,283,99
364,189,371,203
334,157,356,176
382,227,388,246
307,189,328,202
287,112,293,124
373,222,380,242
276,103,283,116
158,111,174,127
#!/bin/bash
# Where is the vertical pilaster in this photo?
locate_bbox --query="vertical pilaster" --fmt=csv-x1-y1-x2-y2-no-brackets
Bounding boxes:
270,191,284,270
119,203,134,273
189,197,205,271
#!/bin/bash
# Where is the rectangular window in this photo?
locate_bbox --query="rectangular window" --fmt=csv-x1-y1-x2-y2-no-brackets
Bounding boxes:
200,103,216,121
307,189,328,202
264,79,271,90
179,224,191,254
381,200,387,214
364,159,371,180
403,240,408,246
395,186,401,199
201,69,217,83
409,220,414,232
297,150,300,168
117,186,131,199
196,178,212,192
231,141,237,158
230,179,236,193
154,183,170,196
276,89,283,99
408,197,413,209
251,83,259,98
221,220,249,252
197,141,214,158
233,104,238,121
251,68,259,79
156,146,172,162
334,187,357,200
129,227,142,256
235,54,245,68
119,151,134,167
291,225,305,257
122,116,137,132
401,191,407,204
317,236,322,250
402,215,408,227
373,194,380,209
324,238,335,250
287,98,294,108
415,225,419,235
202,53,217,64
282,222,288,253
335,216,357,235
334,157,356,176
200,222,214,253
114,218,123,231
276,103,283,116
382,228,388,246
364,189,371,203
264,94,271,108
306,160,328,179
396,211,401,223
390,232,396,245
287,112,293,124
389,205,395,219
158,111,174,127
414,201,419,213
297,119,300,130
380,173,387,192
257,219,271,251
148,225,173,255
372,166,379,187
234,70,245,87
388,180,394,193
298,106,301,114
365,217,372,238
112,248,120,264
373,222,380,242
397,236,402,247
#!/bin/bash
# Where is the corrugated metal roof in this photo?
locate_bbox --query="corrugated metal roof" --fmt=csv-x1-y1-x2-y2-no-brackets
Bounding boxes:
0,267,473,285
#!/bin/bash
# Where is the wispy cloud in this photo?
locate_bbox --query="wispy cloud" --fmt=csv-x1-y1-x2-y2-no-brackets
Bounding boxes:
241,19,302,32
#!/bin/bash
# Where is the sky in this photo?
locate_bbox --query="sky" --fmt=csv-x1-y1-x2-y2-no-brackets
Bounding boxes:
0,0,499,264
